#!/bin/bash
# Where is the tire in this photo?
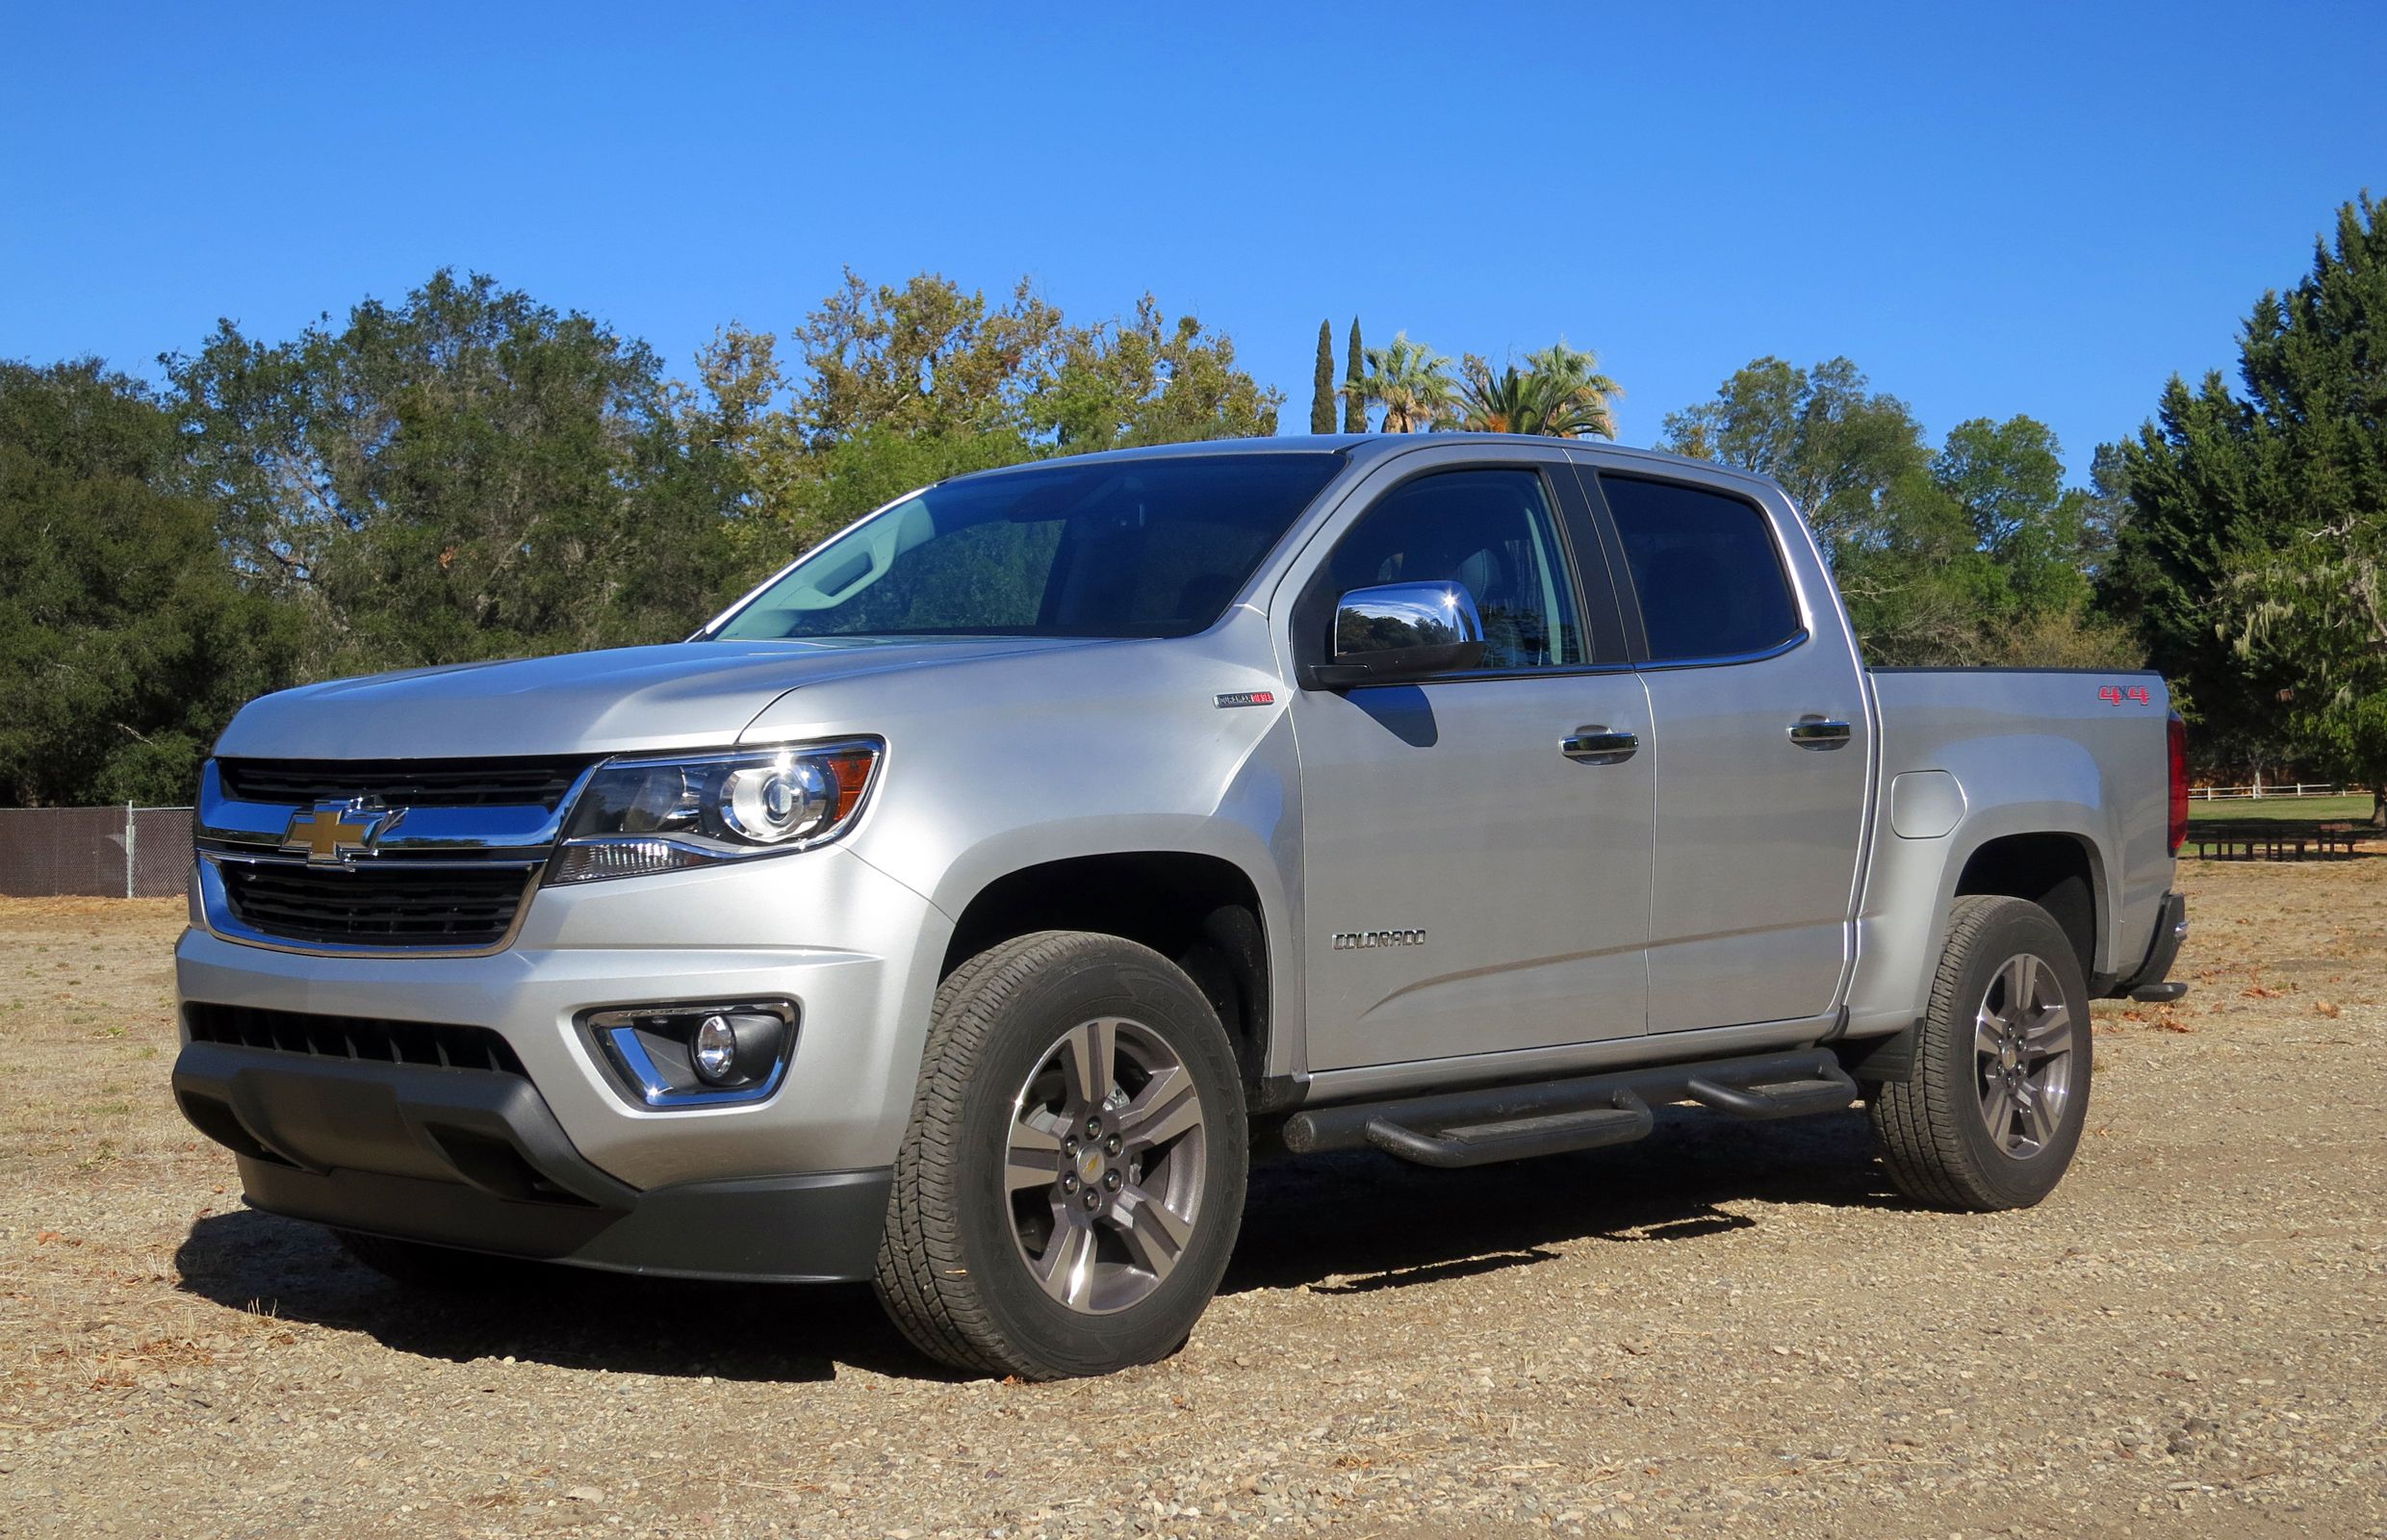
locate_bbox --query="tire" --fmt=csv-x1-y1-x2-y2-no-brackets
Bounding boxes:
334,1229,535,1291
873,931,1248,1379
1870,895,2093,1211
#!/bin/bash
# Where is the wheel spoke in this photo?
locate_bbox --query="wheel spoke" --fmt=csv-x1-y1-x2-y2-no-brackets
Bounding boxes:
1998,955,2033,1018
1060,1017,1119,1110
2022,1001,2073,1059
1005,1109,1065,1192
1980,1076,2014,1144
1974,1010,2004,1059
2017,1082,2056,1148
1116,1064,1202,1154
1032,1214,1097,1306
1113,1182,1194,1284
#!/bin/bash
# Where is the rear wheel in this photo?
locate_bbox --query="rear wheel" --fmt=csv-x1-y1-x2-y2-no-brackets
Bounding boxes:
1870,895,2092,1210
873,931,1247,1379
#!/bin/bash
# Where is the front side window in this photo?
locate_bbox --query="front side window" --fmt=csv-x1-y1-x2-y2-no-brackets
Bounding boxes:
714,452,1346,641
1600,475,1801,661
1320,469,1583,671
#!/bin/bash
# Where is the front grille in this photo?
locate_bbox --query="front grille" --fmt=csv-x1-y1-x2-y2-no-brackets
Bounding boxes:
184,1002,527,1075
218,859,533,948
217,756,592,810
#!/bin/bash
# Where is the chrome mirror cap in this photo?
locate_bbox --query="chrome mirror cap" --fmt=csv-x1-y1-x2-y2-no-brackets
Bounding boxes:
1333,581,1486,659
1304,581,1489,689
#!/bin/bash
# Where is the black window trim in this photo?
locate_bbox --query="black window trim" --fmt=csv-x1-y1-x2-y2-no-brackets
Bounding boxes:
1290,457,1633,691
1577,468,1810,669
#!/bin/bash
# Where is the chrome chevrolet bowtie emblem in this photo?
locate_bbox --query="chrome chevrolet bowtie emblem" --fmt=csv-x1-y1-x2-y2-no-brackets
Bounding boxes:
280,800,401,865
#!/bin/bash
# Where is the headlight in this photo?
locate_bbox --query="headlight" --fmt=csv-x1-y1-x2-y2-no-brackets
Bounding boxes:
547,739,882,885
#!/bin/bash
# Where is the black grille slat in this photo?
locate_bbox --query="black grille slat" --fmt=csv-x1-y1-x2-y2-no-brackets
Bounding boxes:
218,861,531,947
218,756,591,810
184,1003,527,1078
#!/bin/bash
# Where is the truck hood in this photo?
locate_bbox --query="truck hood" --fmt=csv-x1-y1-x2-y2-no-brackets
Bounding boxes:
214,637,1107,760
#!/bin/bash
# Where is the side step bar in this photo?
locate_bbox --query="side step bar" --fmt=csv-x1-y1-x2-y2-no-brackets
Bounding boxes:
1282,1048,1860,1170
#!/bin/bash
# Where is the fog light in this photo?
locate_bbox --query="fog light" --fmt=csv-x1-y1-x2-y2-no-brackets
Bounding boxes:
693,1014,739,1084
583,1001,795,1108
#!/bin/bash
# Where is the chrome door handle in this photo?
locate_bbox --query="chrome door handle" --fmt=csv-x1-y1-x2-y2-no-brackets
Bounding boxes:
1788,717,1852,749
1561,727,1638,763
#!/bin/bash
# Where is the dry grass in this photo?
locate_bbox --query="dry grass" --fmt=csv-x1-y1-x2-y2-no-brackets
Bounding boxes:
1,870,2382,1538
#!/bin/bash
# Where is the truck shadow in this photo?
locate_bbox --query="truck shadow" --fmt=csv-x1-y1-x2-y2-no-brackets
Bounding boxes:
172,1107,1899,1382
173,1209,917,1384
1223,1106,1895,1296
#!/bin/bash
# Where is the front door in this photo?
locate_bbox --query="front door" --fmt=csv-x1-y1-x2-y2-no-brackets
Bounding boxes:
1289,452,1655,1072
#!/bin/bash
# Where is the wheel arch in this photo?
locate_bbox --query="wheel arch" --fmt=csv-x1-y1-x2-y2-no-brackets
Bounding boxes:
1845,736,2125,1040
938,847,1278,1100
1952,830,2103,982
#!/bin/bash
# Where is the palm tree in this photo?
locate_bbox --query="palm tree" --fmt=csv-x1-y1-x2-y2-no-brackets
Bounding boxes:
1455,355,1536,435
1527,341,1623,438
1455,341,1624,438
1346,332,1454,433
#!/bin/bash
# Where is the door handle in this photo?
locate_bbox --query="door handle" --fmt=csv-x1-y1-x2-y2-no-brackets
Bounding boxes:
1561,727,1638,763
1788,717,1853,749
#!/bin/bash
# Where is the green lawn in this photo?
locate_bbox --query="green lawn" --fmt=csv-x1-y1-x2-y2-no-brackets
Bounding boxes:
2188,793,2374,825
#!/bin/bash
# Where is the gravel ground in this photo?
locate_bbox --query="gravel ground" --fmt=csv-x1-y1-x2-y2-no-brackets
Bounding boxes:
3,860,2383,1539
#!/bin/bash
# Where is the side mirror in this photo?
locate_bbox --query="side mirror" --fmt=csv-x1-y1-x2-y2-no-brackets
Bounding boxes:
1302,580,1487,689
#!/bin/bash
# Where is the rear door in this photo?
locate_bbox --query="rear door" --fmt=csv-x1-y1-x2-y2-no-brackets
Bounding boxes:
1574,464,1871,1034
1287,446,1655,1071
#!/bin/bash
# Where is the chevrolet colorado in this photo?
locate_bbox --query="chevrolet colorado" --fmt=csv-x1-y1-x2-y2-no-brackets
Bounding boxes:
171,435,2191,1378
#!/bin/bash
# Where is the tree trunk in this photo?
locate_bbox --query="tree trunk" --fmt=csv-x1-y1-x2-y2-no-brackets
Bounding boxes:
2372,785,2386,829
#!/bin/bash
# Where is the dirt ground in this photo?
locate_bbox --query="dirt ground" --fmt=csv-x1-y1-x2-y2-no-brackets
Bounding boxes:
2,861,2382,1540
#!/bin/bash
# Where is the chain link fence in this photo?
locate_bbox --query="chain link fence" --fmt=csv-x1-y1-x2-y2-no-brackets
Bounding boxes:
0,807,193,898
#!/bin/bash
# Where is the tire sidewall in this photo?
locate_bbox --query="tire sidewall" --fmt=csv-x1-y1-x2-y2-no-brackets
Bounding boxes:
944,940,1246,1377
1933,901,2094,1206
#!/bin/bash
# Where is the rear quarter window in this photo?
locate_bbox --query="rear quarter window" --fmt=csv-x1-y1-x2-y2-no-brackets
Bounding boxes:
1599,475,1801,661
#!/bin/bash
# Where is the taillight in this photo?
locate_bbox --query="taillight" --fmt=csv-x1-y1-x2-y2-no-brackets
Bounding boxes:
2167,712,2189,855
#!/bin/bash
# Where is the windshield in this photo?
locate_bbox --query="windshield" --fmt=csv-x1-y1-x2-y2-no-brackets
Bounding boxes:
712,451,1346,641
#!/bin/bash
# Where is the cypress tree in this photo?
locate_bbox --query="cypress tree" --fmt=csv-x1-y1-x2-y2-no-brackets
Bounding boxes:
1310,321,1337,434
1343,318,1367,433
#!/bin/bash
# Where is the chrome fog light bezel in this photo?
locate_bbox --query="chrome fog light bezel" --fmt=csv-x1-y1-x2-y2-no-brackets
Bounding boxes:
582,1000,797,1109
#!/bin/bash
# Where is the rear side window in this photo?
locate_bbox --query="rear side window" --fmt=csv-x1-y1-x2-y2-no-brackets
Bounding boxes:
1600,475,1800,661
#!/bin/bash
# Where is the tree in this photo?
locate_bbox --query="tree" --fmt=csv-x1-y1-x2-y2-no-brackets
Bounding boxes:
1454,341,1623,438
725,273,1277,568
1660,356,1931,555
1310,320,1337,434
1349,331,1454,433
1343,318,1366,433
1665,356,2136,669
2143,193,2387,819
0,361,297,805
785,270,1068,447
1935,416,2094,617
168,270,741,679
1026,295,1281,452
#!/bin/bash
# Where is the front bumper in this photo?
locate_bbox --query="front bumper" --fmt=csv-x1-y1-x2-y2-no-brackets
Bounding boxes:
173,1040,888,1279
172,845,951,1276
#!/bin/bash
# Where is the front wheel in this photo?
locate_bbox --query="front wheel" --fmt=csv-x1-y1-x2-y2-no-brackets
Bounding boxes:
1870,895,2093,1211
873,931,1248,1379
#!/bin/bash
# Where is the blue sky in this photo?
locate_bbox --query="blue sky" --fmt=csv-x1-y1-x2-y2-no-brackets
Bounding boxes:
4,2,2381,478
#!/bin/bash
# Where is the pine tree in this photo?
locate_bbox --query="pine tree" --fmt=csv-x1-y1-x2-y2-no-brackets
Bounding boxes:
2103,192,2387,808
1310,321,1336,434
1343,318,1366,433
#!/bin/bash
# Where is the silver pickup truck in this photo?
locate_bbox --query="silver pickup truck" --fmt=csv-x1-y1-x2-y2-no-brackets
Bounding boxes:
171,435,2190,1378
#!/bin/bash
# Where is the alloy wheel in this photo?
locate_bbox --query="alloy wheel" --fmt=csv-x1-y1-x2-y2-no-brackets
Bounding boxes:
1974,952,2075,1158
1004,1015,1208,1314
